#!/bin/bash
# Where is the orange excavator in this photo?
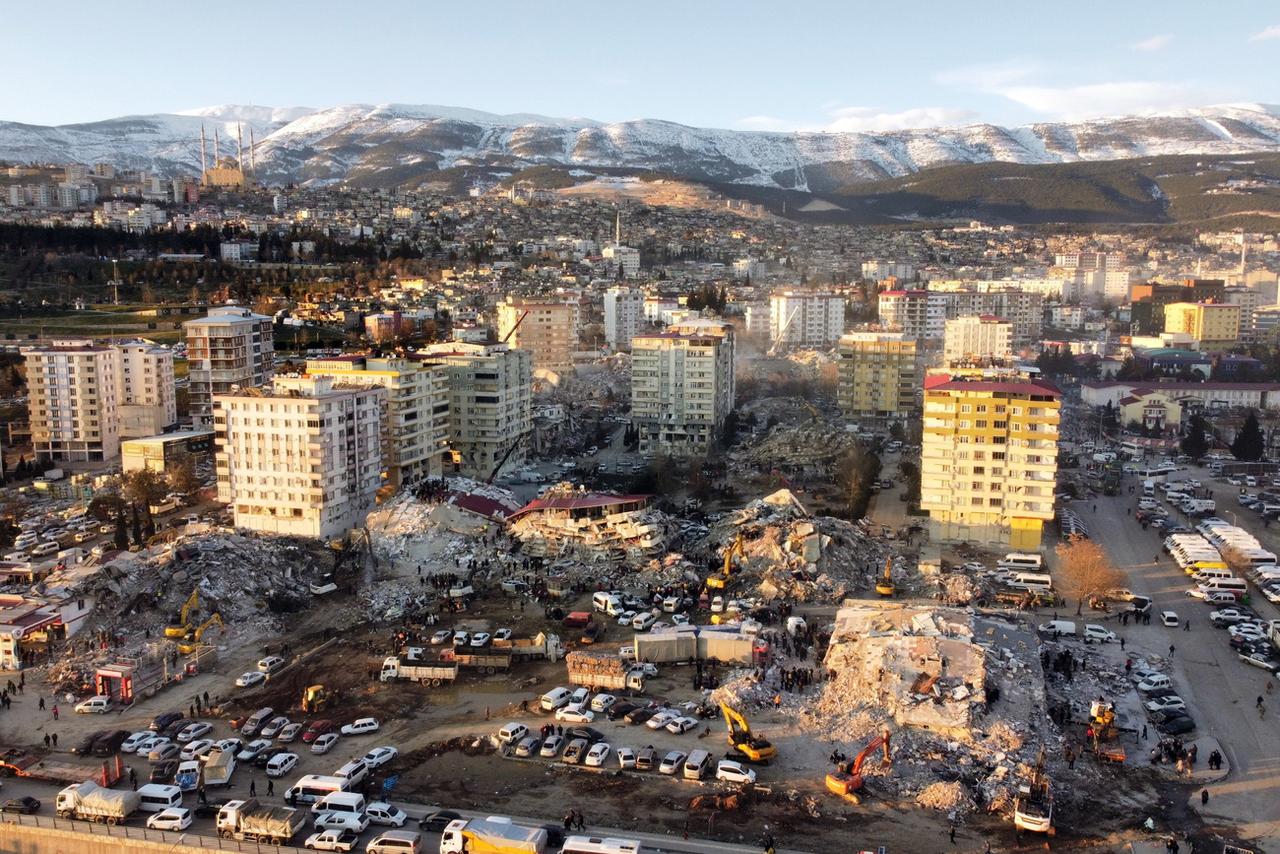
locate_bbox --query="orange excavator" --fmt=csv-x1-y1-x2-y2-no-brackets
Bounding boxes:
826,728,892,804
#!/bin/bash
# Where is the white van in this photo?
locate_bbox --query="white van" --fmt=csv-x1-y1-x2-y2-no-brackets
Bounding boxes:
540,687,573,711
1199,578,1249,596
285,774,350,804
1194,568,1233,582
683,749,713,780
333,758,369,787
311,791,367,818
1142,480,1156,497
592,592,623,616
998,553,1043,571
30,541,60,557
136,783,183,813
1010,572,1054,592
1037,620,1077,636
631,612,657,632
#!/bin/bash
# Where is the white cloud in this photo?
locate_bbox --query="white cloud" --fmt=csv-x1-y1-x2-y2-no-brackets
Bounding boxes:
934,60,1041,91
822,106,978,133
1250,24,1280,41
996,81,1206,119
1131,33,1173,51
735,115,794,131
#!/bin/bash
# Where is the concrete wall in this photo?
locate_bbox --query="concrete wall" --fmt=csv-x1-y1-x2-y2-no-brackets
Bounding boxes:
0,814,307,853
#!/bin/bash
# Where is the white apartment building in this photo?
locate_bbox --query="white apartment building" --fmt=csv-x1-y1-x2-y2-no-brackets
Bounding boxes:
184,305,275,427
25,341,121,463
741,303,772,338
880,289,1042,345
306,355,451,488
602,244,641,278
1224,285,1267,342
943,316,1013,364
603,287,644,350
497,297,578,376
631,317,735,456
768,291,846,347
878,289,949,341
117,342,178,439
419,341,533,479
862,260,914,282
213,376,385,540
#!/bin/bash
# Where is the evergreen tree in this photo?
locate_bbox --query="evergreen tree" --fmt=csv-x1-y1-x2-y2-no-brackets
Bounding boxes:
1232,410,1266,461
114,513,128,551
131,505,143,546
1180,413,1210,460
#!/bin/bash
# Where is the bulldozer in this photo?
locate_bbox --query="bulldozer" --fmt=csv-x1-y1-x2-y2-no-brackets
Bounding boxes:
720,702,776,764
826,728,892,804
1088,697,1125,763
177,613,223,655
707,534,744,590
875,556,896,597
301,684,330,714
163,588,199,639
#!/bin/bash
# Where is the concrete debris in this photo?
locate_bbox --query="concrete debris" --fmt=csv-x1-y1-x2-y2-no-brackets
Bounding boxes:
915,781,973,813
508,484,672,565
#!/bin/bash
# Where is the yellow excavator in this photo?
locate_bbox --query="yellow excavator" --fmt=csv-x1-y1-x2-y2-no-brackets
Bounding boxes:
720,702,777,764
826,728,892,804
875,556,896,597
177,613,223,655
1088,697,1125,763
164,588,199,639
301,685,330,714
707,534,744,590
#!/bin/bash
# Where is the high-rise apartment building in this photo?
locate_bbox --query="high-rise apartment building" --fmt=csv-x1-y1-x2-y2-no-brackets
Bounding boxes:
184,305,274,427
1163,302,1241,349
603,287,644,350
878,289,948,341
768,291,846,347
943,316,1013,364
419,341,532,479
836,332,917,426
117,342,178,440
880,289,1041,344
631,317,735,456
213,376,385,539
25,341,121,463
497,297,578,376
920,369,1061,550
1223,286,1266,342
306,355,451,488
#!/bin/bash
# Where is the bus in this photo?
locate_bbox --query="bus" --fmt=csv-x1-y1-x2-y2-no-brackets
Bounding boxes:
284,774,350,804
561,837,642,854
1120,441,1146,460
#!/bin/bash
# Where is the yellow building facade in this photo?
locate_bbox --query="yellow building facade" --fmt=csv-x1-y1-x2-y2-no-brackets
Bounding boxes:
1163,302,1240,349
836,332,917,425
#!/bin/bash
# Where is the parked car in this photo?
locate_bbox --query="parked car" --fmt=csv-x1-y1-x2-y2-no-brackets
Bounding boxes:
304,828,360,852
265,752,299,778
418,809,462,833
716,760,758,784
235,671,266,689
555,704,595,724
539,735,565,757
584,743,612,767
176,721,213,743
303,720,335,743
257,655,286,674
147,807,192,831
561,738,589,765
311,732,340,754
180,739,215,761
237,738,273,763
615,746,637,769
607,702,638,721
514,736,541,758
646,710,679,730
277,722,304,743
340,717,379,736
364,746,399,769
366,802,407,828
430,630,452,645
1,796,41,814
149,759,180,783
260,716,291,739
659,750,687,775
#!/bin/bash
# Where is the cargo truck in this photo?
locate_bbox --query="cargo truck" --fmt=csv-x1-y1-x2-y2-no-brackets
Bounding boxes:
55,780,141,824
565,651,646,692
216,797,307,845
379,657,459,686
491,632,565,662
0,748,123,786
439,817,549,854
202,747,236,787
441,649,511,674
633,627,766,666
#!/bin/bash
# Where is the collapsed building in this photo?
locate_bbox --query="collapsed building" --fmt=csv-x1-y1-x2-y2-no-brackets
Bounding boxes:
508,485,670,563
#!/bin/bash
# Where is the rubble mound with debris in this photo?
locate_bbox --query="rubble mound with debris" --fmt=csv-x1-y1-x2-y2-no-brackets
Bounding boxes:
915,780,974,813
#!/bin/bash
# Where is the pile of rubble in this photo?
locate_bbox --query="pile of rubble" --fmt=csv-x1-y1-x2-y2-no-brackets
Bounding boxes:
784,348,837,379
508,484,672,565
702,489,891,602
730,422,859,475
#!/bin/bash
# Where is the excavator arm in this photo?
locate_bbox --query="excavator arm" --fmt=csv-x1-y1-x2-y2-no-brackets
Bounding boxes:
720,702,776,763
164,588,200,638
826,729,892,804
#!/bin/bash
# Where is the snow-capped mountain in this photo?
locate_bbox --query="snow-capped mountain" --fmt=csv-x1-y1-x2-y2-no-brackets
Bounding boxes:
3,102,1280,191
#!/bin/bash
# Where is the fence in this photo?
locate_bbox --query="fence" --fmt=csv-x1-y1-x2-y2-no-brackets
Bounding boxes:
2,812,309,853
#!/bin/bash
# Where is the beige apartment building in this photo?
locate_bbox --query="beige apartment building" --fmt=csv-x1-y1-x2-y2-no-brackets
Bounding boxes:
942,316,1013,364
185,304,275,426
306,355,451,488
1163,302,1241,349
920,368,1061,550
25,341,121,463
117,342,178,439
497,297,578,376
213,376,385,539
631,317,735,456
836,332,918,426
420,341,532,479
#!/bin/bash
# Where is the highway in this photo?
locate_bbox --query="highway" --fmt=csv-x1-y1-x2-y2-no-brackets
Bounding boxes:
1077,468,1280,848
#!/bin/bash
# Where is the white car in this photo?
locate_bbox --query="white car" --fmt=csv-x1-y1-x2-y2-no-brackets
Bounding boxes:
1144,695,1187,713
1160,611,1180,628
658,750,687,775
340,717,380,736
430,630,452,645
121,730,154,753
366,802,407,827
646,710,679,730
590,693,617,713
615,746,637,769
265,752,299,778
493,628,513,641
304,829,359,852
555,704,595,723
237,738,273,762
716,760,758,784
215,738,242,753
666,716,700,734
584,742,612,767
711,596,725,613
313,811,370,833
180,739,214,761
176,721,213,743
1083,625,1116,643
616,611,636,626
311,732,340,754
146,807,193,831
469,632,492,648
235,671,266,688
539,735,565,757
618,646,635,661
260,716,291,739
452,632,469,647
363,746,399,769
257,655,286,674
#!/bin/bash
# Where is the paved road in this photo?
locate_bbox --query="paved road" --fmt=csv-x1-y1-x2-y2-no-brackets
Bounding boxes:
1079,482,1280,846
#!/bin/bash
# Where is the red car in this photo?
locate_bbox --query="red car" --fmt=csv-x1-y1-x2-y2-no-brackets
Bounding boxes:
301,719,334,744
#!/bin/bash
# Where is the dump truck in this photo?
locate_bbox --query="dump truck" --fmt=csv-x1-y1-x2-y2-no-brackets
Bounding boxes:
439,817,549,854
379,657,459,686
566,651,646,692
0,748,123,786
216,797,307,845
491,632,565,662
441,649,511,674
55,780,141,824
202,747,236,787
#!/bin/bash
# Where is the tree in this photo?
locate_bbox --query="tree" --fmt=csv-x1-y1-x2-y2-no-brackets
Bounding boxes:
899,459,921,504
720,412,740,449
122,470,168,508
835,446,882,521
1180,413,1210,461
131,505,143,546
889,422,906,443
114,512,128,551
167,454,200,497
88,493,126,522
1232,410,1266,461
1055,535,1125,603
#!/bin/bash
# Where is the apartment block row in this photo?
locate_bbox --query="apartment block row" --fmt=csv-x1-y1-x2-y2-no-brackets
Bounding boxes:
878,289,1042,344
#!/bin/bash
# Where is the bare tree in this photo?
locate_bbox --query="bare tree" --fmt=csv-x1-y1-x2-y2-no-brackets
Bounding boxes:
121,469,168,509
1055,535,1125,603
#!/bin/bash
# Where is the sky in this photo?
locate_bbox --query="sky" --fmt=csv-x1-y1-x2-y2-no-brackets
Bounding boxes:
3,0,1279,131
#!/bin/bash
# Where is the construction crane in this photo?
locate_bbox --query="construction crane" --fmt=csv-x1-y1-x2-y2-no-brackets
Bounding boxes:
485,432,528,484
767,305,801,357
875,556,896,597
1013,746,1055,836
177,613,223,655
500,309,530,344
164,588,199,639
720,702,776,764
707,534,744,590
825,728,892,804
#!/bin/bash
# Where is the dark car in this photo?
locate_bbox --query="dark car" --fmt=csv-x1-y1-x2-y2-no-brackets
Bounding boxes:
150,711,184,733
564,727,606,744
1143,687,1179,700
539,824,567,849
302,720,334,744
607,702,638,722
1148,708,1187,725
92,729,132,756
160,719,187,740
253,746,289,768
149,759,180,783
193,800,228,820
625,707,656,725
0,796,41,814
72,730,110,756
1155,715,1196,735
419,809,462,832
